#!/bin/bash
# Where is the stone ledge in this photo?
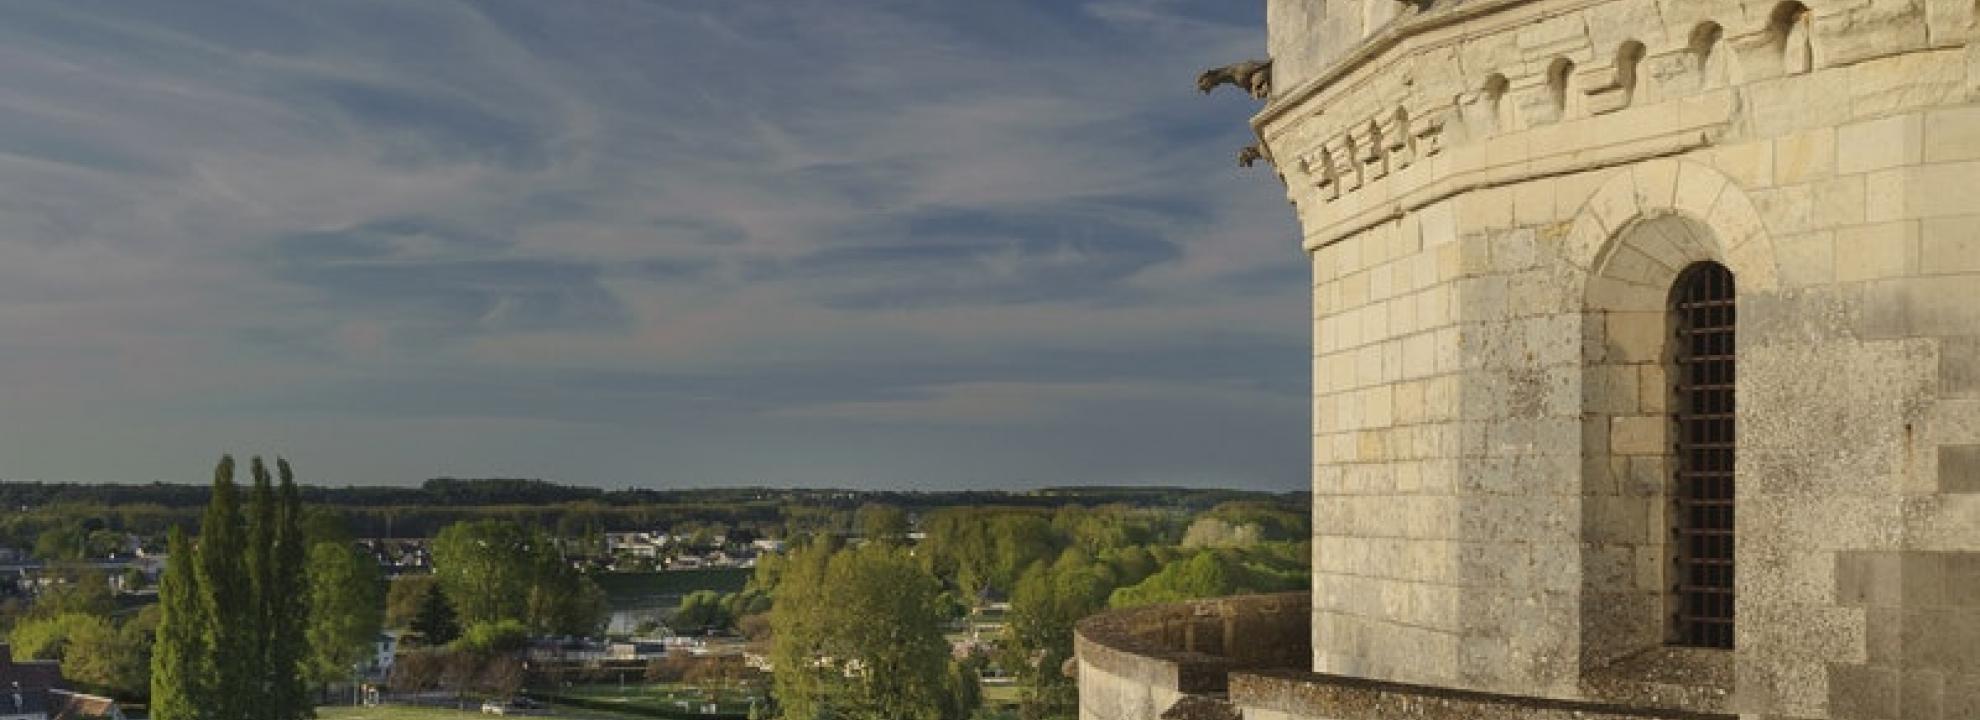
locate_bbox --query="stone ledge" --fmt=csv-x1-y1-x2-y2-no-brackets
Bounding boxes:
1074,592,1311,695
1230,668,1739,720
1581,647,1735,714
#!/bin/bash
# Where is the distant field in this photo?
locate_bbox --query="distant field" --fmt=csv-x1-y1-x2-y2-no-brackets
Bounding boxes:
980,682,1023,707
556,681,761,716
318,706,490,720
317,705,633,720
317,700,701,720
592,569,750,600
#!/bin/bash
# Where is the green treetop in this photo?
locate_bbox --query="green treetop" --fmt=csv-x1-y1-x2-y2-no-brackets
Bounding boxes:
150,526,206,720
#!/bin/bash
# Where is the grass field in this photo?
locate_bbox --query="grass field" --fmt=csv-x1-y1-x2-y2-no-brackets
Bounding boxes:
317,706,612,720
317,700,686,720
980,682,1023,707
558,682,761,715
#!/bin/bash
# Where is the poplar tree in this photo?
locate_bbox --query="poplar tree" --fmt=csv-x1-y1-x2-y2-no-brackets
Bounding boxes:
247,459,276,712
150,526,206,720
197,455,253,720
269,459,313,720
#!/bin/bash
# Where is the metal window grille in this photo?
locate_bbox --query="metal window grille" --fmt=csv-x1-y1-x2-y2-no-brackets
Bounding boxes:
1672,262,1736,649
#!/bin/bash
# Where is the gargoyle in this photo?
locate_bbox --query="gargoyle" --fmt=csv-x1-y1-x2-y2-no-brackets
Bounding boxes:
1197,59,1273,100
1237,145,1265,168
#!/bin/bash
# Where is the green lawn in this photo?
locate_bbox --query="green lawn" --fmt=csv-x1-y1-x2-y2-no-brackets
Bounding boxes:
980,682,1023,707
317,701,686,720
318,706,530,720
556,682,761,715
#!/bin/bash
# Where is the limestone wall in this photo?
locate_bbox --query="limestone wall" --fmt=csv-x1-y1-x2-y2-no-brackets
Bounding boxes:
1259,0,1980,717
1074,593,1310,720
1230,668,1734,720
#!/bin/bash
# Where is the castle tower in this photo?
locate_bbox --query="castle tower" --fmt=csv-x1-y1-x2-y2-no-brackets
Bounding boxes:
1078,1,1980,718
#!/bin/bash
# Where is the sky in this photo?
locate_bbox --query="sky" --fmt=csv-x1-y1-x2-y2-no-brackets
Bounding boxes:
0,1,1306,491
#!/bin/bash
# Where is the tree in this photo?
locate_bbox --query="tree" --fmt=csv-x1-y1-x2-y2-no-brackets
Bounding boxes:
645,655,696,683
152,456,343,720
120,566,149,594
530,562,608,637
1201,501,1308,541
456,620,529,653
411,583,461,646
477,655,526,700
1003,551,1116,719
384,575,438,629
430,521,545,628
439,650,480,699
388,649,443,693
431,520,604,636
34,525,87,562
305,540,383,686
267,459,312,720
9,613,119,688
1179,517,1261,549
195,455,254,720
854,504,909,545
673,590,732,632
1106,543,1308,608
25,570,115,620
684,656,748,704
771,543,966,720
246,460,277,716
150,526,206,720
111,605,161,699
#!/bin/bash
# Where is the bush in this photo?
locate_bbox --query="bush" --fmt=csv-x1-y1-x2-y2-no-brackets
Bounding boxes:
456,620,530,653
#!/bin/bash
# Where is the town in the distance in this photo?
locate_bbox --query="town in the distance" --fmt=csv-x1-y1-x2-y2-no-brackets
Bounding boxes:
0,467,1309,720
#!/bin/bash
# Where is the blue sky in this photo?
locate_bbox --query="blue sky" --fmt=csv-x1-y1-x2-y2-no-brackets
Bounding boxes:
0,1,1305,490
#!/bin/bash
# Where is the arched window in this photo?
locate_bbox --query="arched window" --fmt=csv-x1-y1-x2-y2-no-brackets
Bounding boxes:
1671,261,1736,649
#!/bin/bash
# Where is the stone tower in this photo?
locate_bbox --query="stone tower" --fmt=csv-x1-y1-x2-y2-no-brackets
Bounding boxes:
1076,1,1980,719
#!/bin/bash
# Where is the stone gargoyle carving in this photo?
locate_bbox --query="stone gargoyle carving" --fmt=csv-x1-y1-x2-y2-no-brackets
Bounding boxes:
1197,59,1273,100
1237,145,1265,167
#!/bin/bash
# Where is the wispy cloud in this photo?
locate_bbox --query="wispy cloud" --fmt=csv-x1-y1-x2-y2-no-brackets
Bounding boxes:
0,0,1303,489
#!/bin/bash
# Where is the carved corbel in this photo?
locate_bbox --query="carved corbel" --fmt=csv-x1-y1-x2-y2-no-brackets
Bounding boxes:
1412,109,1449,157
1308,147,1342,201
1386,110,1415,169
1338,135,1366,192
1358,120,1388,180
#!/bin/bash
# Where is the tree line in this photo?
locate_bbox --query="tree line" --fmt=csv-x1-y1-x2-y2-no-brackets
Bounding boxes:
733,501,1307,720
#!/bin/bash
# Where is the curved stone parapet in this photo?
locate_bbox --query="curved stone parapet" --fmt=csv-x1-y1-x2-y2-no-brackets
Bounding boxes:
1074,592,1310,720
1073,591,1738,720
1229,669,1736,720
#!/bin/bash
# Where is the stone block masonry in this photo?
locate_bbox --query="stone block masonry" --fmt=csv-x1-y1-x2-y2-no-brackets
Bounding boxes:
1077,0,1980,718
1273,0,1980,718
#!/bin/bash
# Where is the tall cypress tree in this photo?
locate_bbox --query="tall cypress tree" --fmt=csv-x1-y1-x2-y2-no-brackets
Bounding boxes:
150,526,207,720
411,584,461,646
197,455,252,720
270,459,312,720
246,458,277,713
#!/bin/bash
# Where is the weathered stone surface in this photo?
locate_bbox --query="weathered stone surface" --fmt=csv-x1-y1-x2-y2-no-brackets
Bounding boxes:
1939,445,1980,492
1229,668,1735,720
1083,1,1980,718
